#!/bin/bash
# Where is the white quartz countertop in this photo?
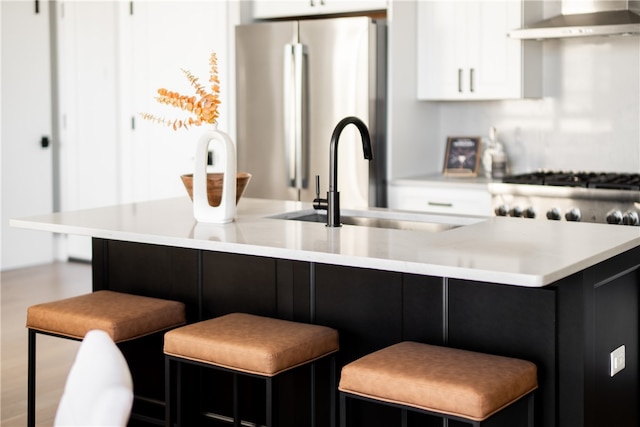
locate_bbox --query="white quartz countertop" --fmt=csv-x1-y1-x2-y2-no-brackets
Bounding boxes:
11,197,640,287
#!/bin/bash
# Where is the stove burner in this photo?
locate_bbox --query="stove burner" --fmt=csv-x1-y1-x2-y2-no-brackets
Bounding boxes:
502,172,547,185
503,171,640,191
587,173,640,191
491,171,640,225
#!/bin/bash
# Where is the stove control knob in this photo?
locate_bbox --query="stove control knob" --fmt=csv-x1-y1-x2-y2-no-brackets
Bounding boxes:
564,208,582,222
606,210,623,225
495,205,509,217
509,206,523,217
524,207,536,219
546,208,562,221
623,211,639,226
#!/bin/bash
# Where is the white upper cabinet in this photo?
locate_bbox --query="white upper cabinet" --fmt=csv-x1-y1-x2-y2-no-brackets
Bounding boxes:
417,1,542,101
252,0,386,19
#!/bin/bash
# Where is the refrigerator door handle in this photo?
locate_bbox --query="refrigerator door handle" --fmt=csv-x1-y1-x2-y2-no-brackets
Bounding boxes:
284,42,308,191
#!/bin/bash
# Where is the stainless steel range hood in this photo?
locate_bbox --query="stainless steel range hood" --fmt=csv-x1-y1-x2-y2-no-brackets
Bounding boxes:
509,0,640,39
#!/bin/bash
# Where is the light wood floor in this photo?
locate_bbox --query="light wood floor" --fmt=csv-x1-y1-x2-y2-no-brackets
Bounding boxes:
1,261,92,426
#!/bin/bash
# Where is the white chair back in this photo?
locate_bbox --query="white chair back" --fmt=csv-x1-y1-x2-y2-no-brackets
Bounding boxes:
54,329,133,426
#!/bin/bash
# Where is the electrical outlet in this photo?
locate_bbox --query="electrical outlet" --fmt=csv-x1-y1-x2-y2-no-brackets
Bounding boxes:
610,345,625,377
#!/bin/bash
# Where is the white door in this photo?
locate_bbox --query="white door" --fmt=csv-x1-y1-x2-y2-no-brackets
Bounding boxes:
56,1,235,259
1,1,54,270
126,1,234,203
56,1,120,261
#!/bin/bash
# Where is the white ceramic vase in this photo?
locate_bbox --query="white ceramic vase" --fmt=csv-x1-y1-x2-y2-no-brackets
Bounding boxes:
192,126,237,223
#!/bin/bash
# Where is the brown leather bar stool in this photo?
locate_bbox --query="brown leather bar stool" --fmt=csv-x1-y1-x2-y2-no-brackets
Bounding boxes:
164,312,339,427
339,341,538,427
26,290,186,427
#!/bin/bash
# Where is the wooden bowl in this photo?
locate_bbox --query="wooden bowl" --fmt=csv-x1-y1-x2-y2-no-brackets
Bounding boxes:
180,172,252,206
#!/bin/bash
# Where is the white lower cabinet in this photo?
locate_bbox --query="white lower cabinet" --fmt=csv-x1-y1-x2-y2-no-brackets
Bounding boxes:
389,182,492,217
252,0,386,19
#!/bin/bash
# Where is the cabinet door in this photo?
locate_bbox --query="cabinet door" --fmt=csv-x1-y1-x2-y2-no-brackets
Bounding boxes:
417,1,538,101
253,0,386,19
468,1,523,99
416,1,467,100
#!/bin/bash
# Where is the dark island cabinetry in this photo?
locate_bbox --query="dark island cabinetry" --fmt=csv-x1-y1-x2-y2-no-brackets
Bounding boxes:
92,238,640,427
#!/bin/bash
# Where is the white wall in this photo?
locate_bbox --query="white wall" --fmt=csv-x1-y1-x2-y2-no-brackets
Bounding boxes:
387,0,439,180
389,0,640,179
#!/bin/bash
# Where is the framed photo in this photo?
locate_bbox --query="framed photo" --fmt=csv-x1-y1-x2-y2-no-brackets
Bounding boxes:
443,136,481,177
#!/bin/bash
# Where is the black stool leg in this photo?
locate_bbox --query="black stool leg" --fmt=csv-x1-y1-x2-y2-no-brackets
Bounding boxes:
401,409,408,427
176,361,183,427
27,329,36,427
527,393,535,427
339,392,347,427
266,377,273,427
165,357,172,427
329,355,336,427
233,373,240,427
311,363,316,427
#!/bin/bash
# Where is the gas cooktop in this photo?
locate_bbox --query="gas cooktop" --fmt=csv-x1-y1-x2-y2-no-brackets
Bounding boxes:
489,171,640,225
503,171,640,191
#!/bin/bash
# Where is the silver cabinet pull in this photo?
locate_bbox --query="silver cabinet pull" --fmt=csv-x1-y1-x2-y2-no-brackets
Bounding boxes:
470,68,475,93
458,68,463,93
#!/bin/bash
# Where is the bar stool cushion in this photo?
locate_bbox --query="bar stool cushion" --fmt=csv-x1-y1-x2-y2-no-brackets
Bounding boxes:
27,290,186,342
339,341,537,422
164,313,339,376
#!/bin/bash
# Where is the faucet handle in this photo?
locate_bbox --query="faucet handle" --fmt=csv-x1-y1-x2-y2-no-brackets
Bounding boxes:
313,175,328,211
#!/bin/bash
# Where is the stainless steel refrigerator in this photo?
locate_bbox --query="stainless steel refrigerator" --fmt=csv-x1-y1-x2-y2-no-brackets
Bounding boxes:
235,17,387,208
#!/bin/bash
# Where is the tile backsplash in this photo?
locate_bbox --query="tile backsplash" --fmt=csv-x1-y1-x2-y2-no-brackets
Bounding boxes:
436,36,640,175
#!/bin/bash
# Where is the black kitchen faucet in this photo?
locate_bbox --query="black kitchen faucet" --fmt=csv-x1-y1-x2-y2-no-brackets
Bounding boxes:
323,116,373,227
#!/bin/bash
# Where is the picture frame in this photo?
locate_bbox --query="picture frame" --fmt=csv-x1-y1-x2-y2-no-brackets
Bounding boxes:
443,136,481,177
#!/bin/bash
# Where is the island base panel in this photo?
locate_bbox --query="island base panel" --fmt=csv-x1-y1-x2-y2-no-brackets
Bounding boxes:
91,238,640,427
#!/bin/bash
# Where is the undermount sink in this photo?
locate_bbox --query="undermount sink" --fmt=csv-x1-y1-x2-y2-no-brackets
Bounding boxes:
269,208,484,232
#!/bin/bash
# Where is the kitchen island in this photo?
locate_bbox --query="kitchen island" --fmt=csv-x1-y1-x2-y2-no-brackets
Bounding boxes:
12,197,640,427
